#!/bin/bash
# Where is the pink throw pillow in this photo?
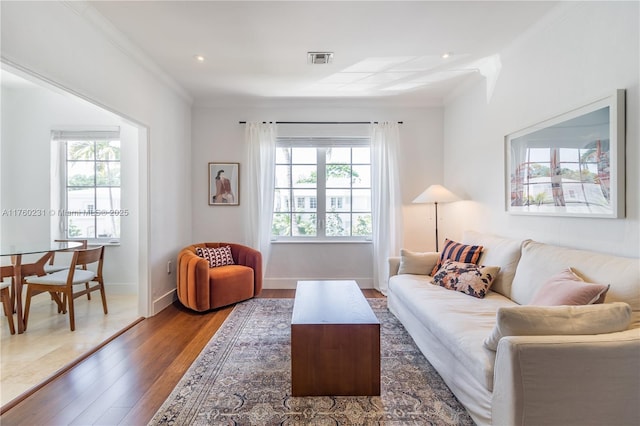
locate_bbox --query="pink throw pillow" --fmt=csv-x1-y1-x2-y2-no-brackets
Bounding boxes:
529,268,610,306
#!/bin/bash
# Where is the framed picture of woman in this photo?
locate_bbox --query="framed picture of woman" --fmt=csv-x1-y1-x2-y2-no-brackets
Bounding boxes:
208,162,239,206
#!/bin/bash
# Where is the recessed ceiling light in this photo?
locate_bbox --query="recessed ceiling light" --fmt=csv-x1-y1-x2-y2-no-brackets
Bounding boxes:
441,52,452,59
308,52,334,65
194,55,205,63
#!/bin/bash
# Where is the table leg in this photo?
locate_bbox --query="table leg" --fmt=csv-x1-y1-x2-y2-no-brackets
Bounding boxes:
13,254,24,334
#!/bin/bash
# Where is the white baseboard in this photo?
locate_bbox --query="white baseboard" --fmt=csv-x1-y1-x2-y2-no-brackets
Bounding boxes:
263,277,374,289
152,288,176,315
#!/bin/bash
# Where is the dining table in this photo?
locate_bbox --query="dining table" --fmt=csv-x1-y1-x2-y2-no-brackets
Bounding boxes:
0,241,83,334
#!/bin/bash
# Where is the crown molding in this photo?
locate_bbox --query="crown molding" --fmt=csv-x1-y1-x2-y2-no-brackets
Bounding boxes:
62,1,193,105
193,93,444,109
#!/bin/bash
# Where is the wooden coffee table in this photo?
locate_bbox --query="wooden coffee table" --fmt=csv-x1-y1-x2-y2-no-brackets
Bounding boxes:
291,280,380,396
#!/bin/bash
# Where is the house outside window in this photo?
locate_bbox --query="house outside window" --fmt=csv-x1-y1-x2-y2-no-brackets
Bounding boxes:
272,138,371,240
329,197,343,210
514,146,606,208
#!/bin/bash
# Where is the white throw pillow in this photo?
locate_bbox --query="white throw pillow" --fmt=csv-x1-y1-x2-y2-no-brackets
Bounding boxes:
398,249,439,275
483,302,632,351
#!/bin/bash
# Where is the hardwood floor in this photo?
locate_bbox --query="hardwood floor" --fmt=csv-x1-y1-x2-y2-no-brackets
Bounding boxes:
0,289,384,425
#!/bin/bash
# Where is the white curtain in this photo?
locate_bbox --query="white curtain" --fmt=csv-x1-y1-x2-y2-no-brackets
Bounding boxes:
371,122,404,294
50,139,66,239
245,122,276,272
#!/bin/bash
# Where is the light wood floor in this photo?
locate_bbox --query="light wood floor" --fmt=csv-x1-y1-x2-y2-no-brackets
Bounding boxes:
1,289,384,425
1,292,139,406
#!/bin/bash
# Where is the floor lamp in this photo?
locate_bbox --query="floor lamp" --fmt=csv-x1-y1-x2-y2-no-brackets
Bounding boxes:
412,185,459,252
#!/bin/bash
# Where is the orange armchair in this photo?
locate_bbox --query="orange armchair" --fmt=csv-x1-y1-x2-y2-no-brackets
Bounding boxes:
177,242,262,312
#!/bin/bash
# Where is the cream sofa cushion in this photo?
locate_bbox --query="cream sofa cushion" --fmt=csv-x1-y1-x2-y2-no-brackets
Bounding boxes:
462,230,524,298
484,302,632,351
398,249,439,275
511,240,640,327
389,274,516,391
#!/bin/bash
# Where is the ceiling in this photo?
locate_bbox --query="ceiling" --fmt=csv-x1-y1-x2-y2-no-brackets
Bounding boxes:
88,1,560,106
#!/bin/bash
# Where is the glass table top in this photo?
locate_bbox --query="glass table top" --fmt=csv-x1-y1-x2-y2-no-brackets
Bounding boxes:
0,241,84,256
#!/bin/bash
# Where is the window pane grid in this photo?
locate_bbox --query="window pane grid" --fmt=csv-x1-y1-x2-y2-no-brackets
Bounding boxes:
65,139,121,240
273,143,371,239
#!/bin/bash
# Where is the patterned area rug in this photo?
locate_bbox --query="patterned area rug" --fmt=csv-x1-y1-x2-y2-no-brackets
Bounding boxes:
149,298,474,425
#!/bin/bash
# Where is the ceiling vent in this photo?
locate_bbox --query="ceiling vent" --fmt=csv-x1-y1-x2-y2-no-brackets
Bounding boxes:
308,52,334,65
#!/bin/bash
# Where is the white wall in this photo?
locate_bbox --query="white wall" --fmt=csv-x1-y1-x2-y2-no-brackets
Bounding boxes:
1,1,193,314
1,82,139,292
191,103,443,288
442,1,639,257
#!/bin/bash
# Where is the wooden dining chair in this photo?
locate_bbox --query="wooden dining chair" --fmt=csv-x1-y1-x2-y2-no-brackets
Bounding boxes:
44,239,91,302
45,239,88,273
0,266,16,335
23,246,108,332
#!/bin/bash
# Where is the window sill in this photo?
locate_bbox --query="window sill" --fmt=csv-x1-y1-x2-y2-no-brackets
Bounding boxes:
271,239,372,244
88,239,120,247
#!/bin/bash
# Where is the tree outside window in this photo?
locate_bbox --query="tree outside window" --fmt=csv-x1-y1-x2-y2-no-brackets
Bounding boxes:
66,139,121,240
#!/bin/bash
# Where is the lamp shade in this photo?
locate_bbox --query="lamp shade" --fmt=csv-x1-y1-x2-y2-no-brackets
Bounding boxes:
412,184,459,204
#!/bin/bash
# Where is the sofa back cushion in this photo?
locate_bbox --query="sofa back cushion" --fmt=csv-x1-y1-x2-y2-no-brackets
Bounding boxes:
462,230,524,298
511,240,640,327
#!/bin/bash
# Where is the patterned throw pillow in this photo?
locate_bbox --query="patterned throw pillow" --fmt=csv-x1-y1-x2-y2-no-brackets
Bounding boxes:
431,238,483,276
196,246,235,268
432,260,500,298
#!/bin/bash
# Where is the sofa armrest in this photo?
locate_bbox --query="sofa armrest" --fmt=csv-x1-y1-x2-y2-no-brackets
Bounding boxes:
492,329,640,426
388,257,400,279
176,248,211,311
229,243,263,296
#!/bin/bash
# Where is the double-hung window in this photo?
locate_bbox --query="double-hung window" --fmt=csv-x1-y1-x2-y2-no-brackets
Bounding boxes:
52,130,121,242
272,138,372,241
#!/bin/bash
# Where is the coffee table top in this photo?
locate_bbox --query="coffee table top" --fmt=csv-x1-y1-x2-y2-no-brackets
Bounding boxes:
292,280,379,325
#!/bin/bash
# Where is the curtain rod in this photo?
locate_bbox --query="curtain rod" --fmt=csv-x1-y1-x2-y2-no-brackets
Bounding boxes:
238,121,403,124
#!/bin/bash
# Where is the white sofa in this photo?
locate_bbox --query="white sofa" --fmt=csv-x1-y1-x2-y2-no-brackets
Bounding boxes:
387,230,640,426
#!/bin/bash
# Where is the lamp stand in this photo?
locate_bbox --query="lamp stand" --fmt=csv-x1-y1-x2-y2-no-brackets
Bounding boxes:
413,185,458,252
434,202,439,252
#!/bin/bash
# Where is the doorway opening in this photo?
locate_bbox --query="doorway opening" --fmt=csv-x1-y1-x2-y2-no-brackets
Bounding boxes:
0,64,150,407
